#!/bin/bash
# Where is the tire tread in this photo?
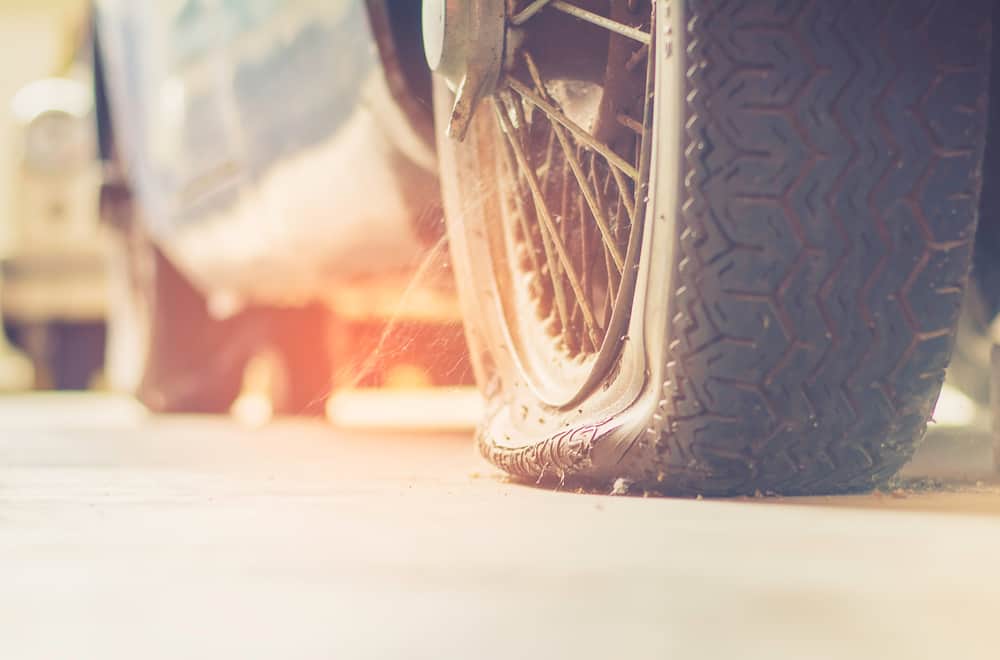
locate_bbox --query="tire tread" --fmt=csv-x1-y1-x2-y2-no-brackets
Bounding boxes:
657,0,992,494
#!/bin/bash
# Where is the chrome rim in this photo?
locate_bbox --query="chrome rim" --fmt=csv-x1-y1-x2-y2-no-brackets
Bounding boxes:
431,0,656,406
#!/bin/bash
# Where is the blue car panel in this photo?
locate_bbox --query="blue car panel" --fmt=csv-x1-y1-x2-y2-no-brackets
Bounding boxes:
94,0,433,305
96,0,373,230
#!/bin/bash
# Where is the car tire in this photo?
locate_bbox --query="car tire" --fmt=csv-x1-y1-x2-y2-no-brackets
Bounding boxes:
439,0,994,495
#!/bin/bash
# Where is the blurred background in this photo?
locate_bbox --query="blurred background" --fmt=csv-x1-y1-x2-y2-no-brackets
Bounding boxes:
0,0,478,429
0,0,98,393
0,1,87,218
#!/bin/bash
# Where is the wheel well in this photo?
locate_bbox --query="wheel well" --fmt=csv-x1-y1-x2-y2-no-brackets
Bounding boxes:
365,0,435,151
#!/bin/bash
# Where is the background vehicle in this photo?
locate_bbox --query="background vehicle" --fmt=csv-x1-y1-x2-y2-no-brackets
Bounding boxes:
93,0,451,415
97,0,1000,495
2,74,106,390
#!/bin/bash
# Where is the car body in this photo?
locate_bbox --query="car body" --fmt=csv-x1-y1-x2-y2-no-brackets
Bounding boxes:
91,0,470,413
93,0,439,314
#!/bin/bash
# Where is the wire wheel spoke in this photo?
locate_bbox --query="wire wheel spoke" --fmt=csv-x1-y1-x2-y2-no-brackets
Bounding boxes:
506,78,639,181
523,52,626,274
489,0,653,364
512,0,652,46
493,98,602,347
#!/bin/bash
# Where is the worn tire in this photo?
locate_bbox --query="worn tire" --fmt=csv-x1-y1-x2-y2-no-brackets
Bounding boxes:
660,0,994,494
441,0,994,495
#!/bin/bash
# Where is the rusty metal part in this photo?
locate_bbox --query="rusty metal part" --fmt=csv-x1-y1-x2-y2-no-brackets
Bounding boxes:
486,0,654,389
423,0,506,139
594,0,653,149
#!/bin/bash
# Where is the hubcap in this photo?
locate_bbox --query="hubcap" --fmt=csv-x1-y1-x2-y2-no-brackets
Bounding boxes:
422,0,506,139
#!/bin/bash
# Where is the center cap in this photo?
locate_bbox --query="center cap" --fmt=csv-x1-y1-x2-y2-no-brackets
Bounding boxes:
422,0,506,140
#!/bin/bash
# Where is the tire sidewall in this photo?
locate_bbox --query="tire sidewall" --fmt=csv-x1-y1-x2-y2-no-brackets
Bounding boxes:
437,1,687,483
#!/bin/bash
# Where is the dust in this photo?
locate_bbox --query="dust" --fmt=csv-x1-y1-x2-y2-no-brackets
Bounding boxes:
310,173,510,420
346,234,449,388
319,171,508,402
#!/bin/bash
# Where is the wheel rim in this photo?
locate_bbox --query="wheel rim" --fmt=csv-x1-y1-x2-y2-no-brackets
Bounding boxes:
443,1,656,407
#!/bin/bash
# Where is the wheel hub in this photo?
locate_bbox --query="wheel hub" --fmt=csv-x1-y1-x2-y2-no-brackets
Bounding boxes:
422,0,506,139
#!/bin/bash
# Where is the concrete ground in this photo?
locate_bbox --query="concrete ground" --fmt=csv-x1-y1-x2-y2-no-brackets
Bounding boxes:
1,392,999,660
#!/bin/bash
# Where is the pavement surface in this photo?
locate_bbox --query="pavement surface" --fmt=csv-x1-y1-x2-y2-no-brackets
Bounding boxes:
2,392,1000,660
